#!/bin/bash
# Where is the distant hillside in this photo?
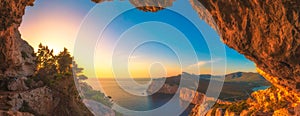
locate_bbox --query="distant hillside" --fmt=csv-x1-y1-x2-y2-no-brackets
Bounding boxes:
225,72,266,82
149,72,271,101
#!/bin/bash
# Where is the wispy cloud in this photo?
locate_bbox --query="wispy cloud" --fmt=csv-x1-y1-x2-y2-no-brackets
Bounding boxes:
187,58,222,69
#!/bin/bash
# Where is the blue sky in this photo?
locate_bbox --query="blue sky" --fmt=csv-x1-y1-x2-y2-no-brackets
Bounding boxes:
20,0,256,78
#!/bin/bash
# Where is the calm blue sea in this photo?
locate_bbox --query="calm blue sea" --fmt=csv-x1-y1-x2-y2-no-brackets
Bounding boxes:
85,78,191,116
84,78,187,112
252,86,270,91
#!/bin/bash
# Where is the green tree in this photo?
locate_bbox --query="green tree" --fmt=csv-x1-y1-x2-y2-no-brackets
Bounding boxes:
56,48,73,74
36,43,57,76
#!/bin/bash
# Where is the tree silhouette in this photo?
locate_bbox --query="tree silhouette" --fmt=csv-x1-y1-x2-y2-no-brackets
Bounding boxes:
57,48,72,74
36,43,57,76
34,44,113,107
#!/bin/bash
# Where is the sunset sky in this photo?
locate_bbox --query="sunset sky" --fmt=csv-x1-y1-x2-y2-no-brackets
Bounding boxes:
20,0,256,78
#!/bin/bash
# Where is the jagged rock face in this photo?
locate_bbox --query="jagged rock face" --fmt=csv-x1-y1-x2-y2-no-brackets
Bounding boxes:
245,86,300,115
180,87,205,105
191,0,300,95
147,81,178,95
215,108,223,116
7,86,60,115
129,0,175,12
7,77,29,91
0,0,36,78
92,0,175,12
2,84,93,116
0,110,34,116
83,99,115,116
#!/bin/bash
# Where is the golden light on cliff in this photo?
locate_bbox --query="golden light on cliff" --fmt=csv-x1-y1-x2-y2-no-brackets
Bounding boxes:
257,68,300,103
243,68,300,115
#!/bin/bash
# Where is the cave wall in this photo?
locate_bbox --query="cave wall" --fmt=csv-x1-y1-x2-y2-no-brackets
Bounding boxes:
0,0,36,78
192,0,300,96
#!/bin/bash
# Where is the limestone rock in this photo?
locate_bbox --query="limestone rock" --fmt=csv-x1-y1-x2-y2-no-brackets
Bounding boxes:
205,108,213,116
0,0,36,78
180,87,205,105
83,99,115,116
7,77,29,91
189,105,201,116
7,86,60,115
215,108,223,116
273,108,290,116
129,0,175,12
224,109,237,116
189,104,212,116
239,110,249,116
0,110,34,116
191,0,300,96
148,83,178,95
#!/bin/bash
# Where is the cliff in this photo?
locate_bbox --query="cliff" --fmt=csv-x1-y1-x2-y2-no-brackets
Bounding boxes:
148,72,270,101
0,0,36,78
0,0,94,115
0,76,94,116
191,0,300,96
190,0,300,115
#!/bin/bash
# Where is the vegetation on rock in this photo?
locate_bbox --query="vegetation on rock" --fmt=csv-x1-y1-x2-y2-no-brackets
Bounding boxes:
34,43,112,107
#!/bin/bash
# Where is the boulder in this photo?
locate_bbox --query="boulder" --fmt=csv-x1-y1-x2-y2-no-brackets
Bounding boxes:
7,77,29,91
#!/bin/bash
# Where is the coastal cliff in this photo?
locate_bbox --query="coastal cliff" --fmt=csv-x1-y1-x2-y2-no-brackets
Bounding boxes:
192,0,300,99
189,0,300,115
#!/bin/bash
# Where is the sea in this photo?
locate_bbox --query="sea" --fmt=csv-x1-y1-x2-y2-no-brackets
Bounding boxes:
84,78,270,115
84,78,190,115
252,86,270,91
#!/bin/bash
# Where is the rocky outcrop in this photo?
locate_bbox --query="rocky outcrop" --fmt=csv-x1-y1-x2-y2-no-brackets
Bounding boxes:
180,87,205,105
129,0,175,12
7,77,29,91
7,86,59,115
191,0,300,96
147,82,178,95
180,87,233,116
224,109,237,116
245,86,300,115
92,0,175,12
215,108,223,116
0,0,36,78
188,0,300,115
83,99,115,116
0,110,34,116
1,85,93,116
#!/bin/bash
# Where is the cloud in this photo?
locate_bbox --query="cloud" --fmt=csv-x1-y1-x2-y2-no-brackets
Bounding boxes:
187,58,222,69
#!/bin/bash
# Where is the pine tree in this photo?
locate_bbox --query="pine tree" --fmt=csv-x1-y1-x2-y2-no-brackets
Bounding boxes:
56,48,73,74
36,43,57,76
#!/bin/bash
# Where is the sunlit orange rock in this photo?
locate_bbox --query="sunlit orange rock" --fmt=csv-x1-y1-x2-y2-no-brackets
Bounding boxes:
129,0,175,12
192,0,300,97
